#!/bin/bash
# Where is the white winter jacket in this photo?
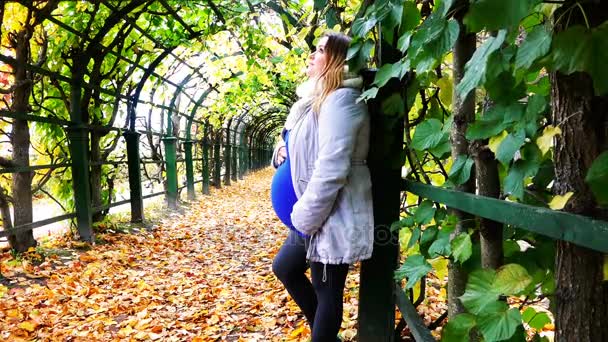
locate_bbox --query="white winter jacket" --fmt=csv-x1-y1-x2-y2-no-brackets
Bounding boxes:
286,86,374,265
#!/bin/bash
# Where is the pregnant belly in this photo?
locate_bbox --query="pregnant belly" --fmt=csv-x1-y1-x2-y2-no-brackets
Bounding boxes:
270,160,298,229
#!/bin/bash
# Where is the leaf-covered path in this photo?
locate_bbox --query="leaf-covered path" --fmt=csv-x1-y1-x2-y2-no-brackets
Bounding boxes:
0,168,360,341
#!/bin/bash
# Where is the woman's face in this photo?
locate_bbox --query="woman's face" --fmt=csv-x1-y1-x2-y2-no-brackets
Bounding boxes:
306,36,329,78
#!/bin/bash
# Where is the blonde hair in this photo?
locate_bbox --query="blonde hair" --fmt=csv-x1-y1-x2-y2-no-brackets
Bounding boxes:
312,33,352,114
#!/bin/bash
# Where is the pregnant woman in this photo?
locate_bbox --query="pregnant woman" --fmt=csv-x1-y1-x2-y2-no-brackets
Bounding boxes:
270,32,374,341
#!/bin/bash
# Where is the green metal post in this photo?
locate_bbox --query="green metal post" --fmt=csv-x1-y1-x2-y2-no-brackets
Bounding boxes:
184,140,195,200
358,74,403,341
67,60,93,242
224,128,231,186
163,137,178,208
123,131,144,222
231,144,238,182
66,125,93,242
239,132,246,180
214,133,221,188
202,136,210,195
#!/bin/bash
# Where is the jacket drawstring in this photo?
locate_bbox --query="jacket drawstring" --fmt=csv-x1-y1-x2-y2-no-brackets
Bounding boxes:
322,263,327,283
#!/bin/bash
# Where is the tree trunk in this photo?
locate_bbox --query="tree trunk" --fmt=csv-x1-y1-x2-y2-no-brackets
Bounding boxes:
0,189,13,240
448,1,476,318
90,131,104,222
9,29,36,252
476,147,502,270
552,3,608,341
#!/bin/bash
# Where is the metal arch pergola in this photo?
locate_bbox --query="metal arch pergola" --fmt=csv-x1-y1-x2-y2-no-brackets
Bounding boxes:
0,1,421,339
0,0,285,241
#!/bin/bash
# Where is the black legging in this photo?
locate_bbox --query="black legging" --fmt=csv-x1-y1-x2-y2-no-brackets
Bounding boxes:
272,230,349,342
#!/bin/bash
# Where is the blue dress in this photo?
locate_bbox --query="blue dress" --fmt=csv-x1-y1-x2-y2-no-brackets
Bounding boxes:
270,131,307,237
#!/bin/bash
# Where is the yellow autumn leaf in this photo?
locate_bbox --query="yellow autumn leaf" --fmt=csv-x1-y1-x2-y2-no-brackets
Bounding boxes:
289,323,307,338
429,257,449,281
118,325,133,337
549,192,574,210
0,284,7,298
489,130,509,154
207,314,220,325
536,125,562,155
436,77,453,107
18,320,37,332
7,309,21,318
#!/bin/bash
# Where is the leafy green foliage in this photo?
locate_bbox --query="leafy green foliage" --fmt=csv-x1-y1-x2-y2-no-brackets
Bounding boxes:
414,200,436,225
476,303,523,342
411,119,445,151
515,25,552,70
464,0,542,32
585,151,608,205
456,30,506,99
441,313,476,342
460,269,501,314
448,155,474,185
549,22,608,95
522,307,551,331
394,254,432,289
451,233,472,264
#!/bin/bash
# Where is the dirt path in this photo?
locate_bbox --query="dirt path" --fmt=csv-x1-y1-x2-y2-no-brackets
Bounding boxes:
0,168,361,341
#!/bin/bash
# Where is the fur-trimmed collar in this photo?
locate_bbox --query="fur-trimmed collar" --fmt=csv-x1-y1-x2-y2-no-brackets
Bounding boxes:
285,72,363,131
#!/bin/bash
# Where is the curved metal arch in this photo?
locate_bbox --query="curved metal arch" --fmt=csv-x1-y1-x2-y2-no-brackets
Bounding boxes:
246,109,287,142
128,47,176,131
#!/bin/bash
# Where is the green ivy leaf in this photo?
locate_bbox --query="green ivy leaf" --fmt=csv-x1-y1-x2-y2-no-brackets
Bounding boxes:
394,254,432,289
522,307,552,331
413,19,459,73
428,229,452,257
383,1,404,33
420,225,439,246
459,269,500,314
441,313,476,342
504,159,539,199
464,0,542,32
451,233,473,264
397,31,413,53
515,25,552,70
349,38,374,74
494,263,533,295
414,200,436,225
549,22,608,95
374,61,407,88
429,135,451,159
325,7,339,29
407,226,421,249
456,30,506,99
496,129,526,166
585,151,608,205
401,1,421,32
352,17,378,38
448,155,474,185
391,216,415,232
477,302,523,342
313,0,327,11
412,119,444,150
347,41,362,61
524,94,548,123
438,0,456,17
466,118,507,141
485,72,526,104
